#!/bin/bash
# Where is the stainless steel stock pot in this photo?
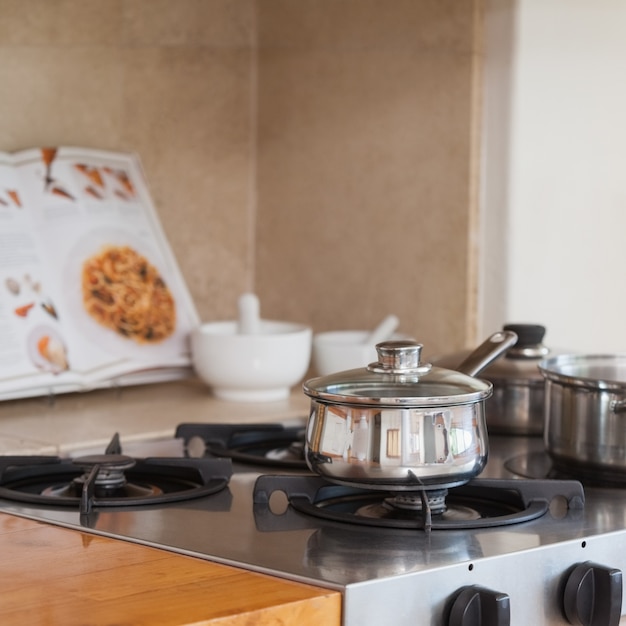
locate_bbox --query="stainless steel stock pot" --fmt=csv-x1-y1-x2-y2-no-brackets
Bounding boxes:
539,353,626,478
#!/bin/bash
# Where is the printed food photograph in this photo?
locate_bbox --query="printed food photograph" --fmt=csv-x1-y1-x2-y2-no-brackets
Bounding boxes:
5,273,59,321
28,326,69,374
74,163,106,200
40,147,75,201
0,188,22,208
103,166,137,200
81,244,177,344
70,161,138,202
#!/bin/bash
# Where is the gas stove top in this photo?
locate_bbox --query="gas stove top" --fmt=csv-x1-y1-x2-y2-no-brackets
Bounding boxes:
0,426,624,626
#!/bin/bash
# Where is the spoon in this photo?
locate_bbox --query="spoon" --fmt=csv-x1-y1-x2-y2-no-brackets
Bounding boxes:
364,314,400,345
237,293,261,334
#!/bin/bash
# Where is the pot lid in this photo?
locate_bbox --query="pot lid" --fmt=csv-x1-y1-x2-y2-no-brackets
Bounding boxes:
303,340,493,408
432,324,561,384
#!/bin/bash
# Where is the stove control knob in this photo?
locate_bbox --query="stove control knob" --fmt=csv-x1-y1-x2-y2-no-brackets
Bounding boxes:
447,585,511,626
563,561,623,626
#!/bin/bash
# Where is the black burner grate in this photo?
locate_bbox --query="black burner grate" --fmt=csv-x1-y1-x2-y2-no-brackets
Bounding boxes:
0,433,232,515
175,422,308,469
253,475,585,532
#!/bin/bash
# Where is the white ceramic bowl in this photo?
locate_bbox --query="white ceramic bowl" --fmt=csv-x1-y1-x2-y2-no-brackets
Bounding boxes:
312,330,411,376
191,320,312,402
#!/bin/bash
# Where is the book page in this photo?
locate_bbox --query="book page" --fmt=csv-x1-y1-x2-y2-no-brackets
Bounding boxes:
0,147,199,400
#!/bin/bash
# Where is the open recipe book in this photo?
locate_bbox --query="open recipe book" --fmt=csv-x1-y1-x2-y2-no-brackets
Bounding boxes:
0,146,200,401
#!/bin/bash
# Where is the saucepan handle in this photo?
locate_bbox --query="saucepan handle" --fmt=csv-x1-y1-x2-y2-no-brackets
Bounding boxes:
456,330,519,378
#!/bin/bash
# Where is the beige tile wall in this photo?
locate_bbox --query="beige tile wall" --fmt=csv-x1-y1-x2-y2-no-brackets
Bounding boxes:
256,0,483,357
0,0,482,359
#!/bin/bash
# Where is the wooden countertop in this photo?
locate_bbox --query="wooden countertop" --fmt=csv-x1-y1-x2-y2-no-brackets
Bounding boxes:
0,512,341,626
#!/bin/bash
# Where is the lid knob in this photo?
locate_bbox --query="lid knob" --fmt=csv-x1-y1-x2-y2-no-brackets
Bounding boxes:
502,324,549,359
503,323,546,347
368,340,433,376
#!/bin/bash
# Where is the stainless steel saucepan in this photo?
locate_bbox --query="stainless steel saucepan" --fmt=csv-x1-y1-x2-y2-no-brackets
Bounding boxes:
302,330,518,491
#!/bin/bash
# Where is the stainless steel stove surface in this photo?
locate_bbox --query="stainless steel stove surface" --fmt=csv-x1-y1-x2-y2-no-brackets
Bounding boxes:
1,429,625,626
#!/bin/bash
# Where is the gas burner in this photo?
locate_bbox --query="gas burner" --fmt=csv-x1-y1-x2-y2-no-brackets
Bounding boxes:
175,423,308,469
253,475,585,532
361,489,449,519
505,451,626,488
41,454,162,500
0,434,232,515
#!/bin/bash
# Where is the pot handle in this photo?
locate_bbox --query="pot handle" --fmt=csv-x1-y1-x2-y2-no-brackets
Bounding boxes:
456,331,519,378
610,399,626,414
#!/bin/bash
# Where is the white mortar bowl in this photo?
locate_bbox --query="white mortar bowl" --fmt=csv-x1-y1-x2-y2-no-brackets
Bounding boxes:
191,320,312,402
312,330,411,376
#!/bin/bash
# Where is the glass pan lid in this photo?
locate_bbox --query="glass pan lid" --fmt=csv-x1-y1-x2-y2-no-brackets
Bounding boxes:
304,340,492,407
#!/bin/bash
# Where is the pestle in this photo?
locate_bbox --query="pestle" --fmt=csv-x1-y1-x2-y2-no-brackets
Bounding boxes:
237,293,261,334
364,314,399,345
